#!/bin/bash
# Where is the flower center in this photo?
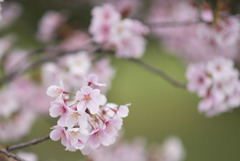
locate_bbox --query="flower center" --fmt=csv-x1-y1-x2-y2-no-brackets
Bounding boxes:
84,95,91,102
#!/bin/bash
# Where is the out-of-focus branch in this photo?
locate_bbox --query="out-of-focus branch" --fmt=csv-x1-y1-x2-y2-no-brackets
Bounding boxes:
147,19,205,28
0,46,100,86
0,149,24,161
6,135,50,152
128,58,186,89
0,135,50,161
98,49,186,89
0,47,186,89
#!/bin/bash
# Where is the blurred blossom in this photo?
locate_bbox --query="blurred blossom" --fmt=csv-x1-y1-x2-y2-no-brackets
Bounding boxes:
89,4,149,58
92,58,115,93
0,2,22,29
0,35,16,59
48,75,130,154
37,11,67,42
90,0,141,17
17,152,38,161
148,0,240,63
58,31,92,52
89,138,146,161
4,48,28,74
0,77,50,142
66,51,91,76
42,52,115,93
0,109,35,142
89,136,185,161
149,137,186,161
186,57,240,116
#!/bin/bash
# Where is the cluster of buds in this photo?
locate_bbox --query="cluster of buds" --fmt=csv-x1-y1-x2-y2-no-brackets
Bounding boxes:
47,75,130,154
186,57,240,116
89,4,149,58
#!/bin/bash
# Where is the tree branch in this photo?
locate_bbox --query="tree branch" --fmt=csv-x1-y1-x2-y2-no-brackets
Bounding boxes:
0,46,100,86
0,46,185,89
128,58,186,89
0,149,24,161
147,19,205,28
6,135,50,152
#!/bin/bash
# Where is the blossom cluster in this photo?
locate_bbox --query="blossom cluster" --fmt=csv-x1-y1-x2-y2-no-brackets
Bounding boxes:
148,0,240,62
0,77,50,141
186,57,240,116
90,0,141,17
47,76,130,154
89,136,185,161
89,4,149,58
42,51,115,93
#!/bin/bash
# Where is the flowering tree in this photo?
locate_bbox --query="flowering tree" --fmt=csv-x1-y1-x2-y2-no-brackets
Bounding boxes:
0,0,240,161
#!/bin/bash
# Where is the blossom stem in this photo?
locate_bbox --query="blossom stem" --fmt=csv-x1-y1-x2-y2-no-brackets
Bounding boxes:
6,135,50,152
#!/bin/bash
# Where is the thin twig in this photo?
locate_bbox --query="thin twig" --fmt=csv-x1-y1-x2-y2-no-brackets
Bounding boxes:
0,149,24,161
147,19,205,28
0,46,185,89
128,58,186,89
7,135,50,152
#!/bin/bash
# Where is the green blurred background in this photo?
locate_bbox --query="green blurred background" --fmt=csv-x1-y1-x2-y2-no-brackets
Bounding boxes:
4,0,240,160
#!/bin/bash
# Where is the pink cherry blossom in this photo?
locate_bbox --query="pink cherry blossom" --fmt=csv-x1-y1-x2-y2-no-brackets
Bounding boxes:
65,52,91,76
186,57,240,116
37,11,66,42
49,99,69,126
88,127,112,148
148,1,240,63
50,125,69,147
116,104,130,118
17,152,38,161
75,86,106,114
89,4,149,58
65,109,88,131
67,128,89,150
48,75,130,154
0,2,22,29
46,81,64,98
85,74,106,87
186,63,211,97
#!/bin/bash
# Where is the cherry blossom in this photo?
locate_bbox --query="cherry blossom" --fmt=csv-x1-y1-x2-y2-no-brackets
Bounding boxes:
17,152,38,161
148,0,240,63
0,2,22,29
42,52,115,93
75,86,106,114
186,57,240,116
89,3,149,58
149,137,186,161
66,51,91,76
46,81,64,98
48,75,130,154
37,11,66,42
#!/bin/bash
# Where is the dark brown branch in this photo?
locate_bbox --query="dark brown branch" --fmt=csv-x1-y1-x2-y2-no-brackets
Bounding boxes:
7,135,50,152
128,58,186,89
0,149,24,161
